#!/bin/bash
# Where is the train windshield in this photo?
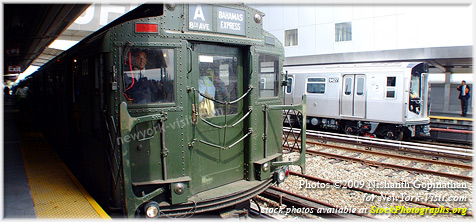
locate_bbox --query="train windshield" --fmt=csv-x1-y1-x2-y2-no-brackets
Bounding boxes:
410,74,421,98
122,47,174,104
409,74,421,114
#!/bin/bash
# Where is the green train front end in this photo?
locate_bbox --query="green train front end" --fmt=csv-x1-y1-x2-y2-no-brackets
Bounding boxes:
29,4,306,218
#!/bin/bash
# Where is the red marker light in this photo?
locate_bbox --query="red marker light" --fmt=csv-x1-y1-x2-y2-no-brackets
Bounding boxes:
135,23,158,33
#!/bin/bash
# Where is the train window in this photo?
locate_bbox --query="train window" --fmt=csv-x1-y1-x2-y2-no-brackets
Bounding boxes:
410,75,421,98
258,54,279,97
387,76,396,87
307,77,326,94
344,77,352,95
387,90,395,98
198,54,238,116
286,77,293,94
386,76,396,99
123,48,174,104
356,77,364,96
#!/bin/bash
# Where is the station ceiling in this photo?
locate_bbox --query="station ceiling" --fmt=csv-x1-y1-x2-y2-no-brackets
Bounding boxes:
3,4,472,84
4,4,90,82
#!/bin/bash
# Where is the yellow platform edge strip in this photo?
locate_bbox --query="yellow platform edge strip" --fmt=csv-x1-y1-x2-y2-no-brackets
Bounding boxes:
19,132,111,219
56,157,112,219
430,115,473,121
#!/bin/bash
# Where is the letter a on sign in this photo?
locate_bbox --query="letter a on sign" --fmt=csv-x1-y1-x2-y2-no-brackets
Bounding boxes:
194,5,205,21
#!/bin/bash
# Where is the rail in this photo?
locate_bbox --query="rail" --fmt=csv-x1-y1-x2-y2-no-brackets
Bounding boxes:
284,127,473,158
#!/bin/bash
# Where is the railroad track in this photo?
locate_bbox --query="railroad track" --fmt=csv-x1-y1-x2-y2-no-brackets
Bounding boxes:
289,171,472,217
284,127,473,160
259,186,373,219
286,142,472,181
283,128,473,181
286,144,472,181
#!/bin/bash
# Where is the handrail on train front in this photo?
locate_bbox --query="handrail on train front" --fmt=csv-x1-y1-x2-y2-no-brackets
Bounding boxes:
189,86,254,149
266,94,307,174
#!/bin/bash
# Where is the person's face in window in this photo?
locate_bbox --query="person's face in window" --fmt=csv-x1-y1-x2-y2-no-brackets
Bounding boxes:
136,51,147,69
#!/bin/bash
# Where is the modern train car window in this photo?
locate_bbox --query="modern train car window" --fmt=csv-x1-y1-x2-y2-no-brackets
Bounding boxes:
356,77,365,95
307,77,326,94
386,76,396,98
286,77,293,94
122,47,174,104
258,54,279,97
344,77,352,95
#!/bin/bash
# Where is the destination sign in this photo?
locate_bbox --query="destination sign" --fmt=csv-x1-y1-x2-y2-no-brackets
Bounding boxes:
216,7,245,35
189,5,212,31
189,5,246,36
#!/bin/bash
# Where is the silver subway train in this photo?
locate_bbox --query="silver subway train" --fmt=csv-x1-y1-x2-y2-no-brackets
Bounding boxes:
283,62,431,140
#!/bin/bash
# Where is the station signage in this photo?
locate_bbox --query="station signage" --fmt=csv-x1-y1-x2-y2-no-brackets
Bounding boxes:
189,5,246,36
6,48,20,56
8,65,21,73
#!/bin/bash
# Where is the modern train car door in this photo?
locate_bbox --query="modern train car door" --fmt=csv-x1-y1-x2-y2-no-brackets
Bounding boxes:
340,74,366,118
190,44,244,194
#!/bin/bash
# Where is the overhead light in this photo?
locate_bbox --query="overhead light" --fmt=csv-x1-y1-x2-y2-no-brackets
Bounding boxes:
48,40,79,51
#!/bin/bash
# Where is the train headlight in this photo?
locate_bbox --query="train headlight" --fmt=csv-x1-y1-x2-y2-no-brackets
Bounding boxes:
254,13,262,23
274,166,289,184
145,201,159,218
278,170,286,182
263,163,269,172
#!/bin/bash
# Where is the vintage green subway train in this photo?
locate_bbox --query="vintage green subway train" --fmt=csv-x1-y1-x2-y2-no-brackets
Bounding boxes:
25,4,306,217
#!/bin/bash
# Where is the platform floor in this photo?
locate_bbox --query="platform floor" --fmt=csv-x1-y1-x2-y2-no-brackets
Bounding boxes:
3,102,109,219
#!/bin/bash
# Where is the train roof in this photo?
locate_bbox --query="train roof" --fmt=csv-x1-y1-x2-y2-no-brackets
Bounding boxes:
284,62,427,74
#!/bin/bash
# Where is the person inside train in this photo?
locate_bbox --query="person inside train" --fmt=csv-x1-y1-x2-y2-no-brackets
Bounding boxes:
457,80,471,116
198,67,216,117
211,68,229,115
123,49,163,104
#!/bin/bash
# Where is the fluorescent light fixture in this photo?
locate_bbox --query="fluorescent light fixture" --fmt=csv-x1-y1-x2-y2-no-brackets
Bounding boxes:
48,40,79,51
14,65,40,84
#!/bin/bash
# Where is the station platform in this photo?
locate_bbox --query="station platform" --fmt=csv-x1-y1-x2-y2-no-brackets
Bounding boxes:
429,111,472,122
427,111,472,144
3,102,110,219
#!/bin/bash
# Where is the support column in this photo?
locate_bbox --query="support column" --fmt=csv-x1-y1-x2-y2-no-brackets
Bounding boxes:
442,72,452,112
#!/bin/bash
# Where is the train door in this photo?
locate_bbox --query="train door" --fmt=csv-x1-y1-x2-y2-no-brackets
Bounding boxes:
340,74,366,118
190,44,245,194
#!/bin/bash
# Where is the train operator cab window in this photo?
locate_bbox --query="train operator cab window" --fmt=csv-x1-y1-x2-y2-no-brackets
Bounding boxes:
307,77,326,94
410,75,421,98
409,74,422,114
123,48,174,104
386,76,396,99
258,54,279,98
